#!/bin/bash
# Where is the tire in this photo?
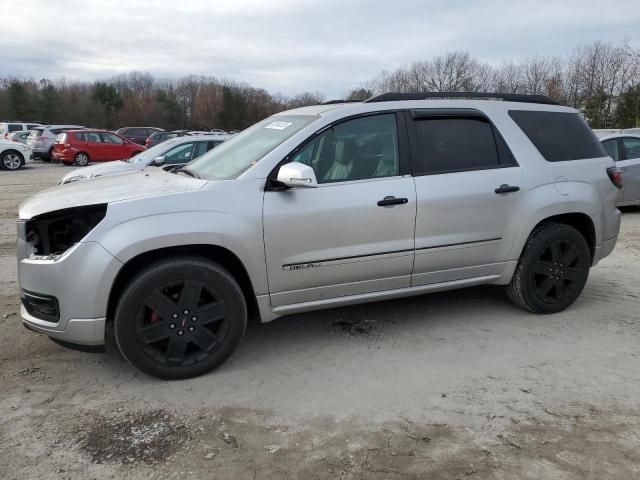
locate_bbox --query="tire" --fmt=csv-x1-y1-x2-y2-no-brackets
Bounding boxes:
0,150,24,170
507,222,591,314
74,152,90,166
114,256,247,379
42,148,53,162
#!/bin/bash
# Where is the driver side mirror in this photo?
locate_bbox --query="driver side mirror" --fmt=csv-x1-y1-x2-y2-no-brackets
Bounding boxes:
276,162,318,188
152,156,165,166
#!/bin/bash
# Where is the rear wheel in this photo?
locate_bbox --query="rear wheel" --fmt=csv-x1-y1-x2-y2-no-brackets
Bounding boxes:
74,152,90,166
114,257,247,379
1,150,24,170
507,222,591,313
41,147,54,162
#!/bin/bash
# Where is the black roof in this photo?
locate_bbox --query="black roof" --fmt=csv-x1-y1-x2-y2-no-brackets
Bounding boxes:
364,92,559,105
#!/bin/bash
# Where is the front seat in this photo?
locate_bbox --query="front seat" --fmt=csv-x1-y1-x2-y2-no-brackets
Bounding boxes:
323,138,358,182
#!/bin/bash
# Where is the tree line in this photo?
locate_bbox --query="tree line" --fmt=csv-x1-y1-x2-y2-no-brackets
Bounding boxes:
0,40,638,130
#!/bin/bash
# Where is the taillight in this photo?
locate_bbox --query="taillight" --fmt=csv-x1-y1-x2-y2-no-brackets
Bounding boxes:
606,167,623,189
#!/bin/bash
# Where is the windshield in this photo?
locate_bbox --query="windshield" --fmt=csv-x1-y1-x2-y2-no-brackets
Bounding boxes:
186,115,317,180
123,139,182,164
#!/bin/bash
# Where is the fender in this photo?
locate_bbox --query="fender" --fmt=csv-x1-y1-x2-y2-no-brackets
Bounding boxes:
89,209,269,297
510,181,600,261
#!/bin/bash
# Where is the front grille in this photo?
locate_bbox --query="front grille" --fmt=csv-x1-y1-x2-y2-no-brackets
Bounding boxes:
21,290,60,323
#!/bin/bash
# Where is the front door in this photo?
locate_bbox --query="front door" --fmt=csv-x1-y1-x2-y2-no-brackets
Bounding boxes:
263,113,416,307
407,111,525,285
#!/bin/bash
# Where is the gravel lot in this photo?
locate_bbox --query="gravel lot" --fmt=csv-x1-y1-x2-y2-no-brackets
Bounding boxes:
1,162,639,479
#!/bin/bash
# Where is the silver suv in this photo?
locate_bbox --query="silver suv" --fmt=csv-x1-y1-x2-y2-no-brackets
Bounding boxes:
17,93,622,379
26,125,84,161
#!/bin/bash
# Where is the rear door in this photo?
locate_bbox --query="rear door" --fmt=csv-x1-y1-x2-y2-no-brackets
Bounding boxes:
263,112,416,307
82,131,105,160
407,109,525,286
618,137,640,203
100,133,128,160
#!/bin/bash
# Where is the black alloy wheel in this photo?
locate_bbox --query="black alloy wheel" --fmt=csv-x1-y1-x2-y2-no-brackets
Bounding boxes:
114,257,247,379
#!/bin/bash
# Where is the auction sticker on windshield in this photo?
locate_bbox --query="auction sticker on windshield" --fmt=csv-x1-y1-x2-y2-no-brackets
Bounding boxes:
265,121,292,130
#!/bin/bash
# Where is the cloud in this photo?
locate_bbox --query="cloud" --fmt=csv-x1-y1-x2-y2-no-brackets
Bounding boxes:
1,0,638,97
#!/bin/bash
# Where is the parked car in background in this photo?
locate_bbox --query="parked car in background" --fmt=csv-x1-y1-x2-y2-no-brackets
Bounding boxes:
145,130,191,148
592,128,622,138
116,127,164,145
600,133,640,206
0,121,45,139
0,138,32,170
27,125,84,161
59,134,227,183
8,131,32,144
52,130,145,166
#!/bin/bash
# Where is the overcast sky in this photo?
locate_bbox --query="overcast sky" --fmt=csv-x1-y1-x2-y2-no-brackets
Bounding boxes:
2,0,639,97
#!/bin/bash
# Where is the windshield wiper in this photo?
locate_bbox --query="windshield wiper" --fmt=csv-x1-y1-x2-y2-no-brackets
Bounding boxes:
174,166,201,179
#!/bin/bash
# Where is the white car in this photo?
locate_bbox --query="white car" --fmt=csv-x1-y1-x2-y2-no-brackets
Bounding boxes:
59,134,228,184
0,139,32,170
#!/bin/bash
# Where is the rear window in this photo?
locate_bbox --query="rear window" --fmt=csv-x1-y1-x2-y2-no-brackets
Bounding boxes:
509,111,606,162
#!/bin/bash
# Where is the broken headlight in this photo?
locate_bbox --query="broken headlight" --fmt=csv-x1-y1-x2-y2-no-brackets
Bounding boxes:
26,204,107,256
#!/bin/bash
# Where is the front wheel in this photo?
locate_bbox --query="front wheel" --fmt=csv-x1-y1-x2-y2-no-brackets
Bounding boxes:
114,257,247,379
0,151,24,170
507,222,591,313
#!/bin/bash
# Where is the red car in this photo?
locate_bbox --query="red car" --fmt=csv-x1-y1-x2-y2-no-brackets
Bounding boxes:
52,129,145,166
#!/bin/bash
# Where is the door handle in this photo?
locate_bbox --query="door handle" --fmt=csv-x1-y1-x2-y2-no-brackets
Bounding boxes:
494,184,520,194
377,196,408,206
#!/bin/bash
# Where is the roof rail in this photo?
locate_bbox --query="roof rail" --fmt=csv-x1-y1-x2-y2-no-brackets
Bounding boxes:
321,99,361,105
364,92,560,105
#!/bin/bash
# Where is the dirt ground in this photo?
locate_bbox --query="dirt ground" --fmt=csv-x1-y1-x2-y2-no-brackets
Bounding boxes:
1,162,639,479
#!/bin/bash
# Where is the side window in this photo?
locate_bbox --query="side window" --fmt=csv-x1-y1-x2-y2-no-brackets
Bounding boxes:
622,137,640,160
83,132,102,143
193,141,209,159
102,133,124,144
74,133,86,142
8,124,23,132
207,140,223,150
26,124,39,130
602,139,620,161
164,143,195,164
290,114,399,184
413,117,500,174
509,111,606,162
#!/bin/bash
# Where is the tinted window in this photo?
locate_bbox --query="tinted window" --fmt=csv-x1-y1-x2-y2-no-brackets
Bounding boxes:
193,141,209,158
413,117,500,174
509,111,605,162
622,137,640,160
602,139,620,161
290,114,399,183
8,124,23,132
26,124,39,130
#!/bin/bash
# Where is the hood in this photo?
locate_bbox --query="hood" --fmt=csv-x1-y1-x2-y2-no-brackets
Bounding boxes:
20,169,207,219
0,139,29,149
59,160,142,184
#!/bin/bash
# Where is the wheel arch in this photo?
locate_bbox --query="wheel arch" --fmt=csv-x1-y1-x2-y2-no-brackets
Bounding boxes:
106,244,259,325
522,212,596,262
